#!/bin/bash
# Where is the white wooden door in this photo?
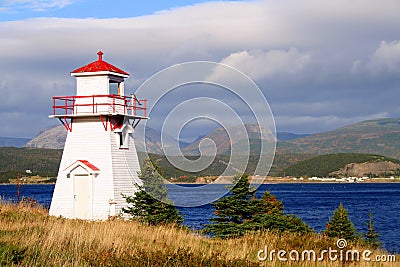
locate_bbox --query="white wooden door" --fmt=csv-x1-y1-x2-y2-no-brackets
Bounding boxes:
73,174,90,219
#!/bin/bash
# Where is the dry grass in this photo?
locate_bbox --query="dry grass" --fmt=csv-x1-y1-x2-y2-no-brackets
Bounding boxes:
0,203,397,266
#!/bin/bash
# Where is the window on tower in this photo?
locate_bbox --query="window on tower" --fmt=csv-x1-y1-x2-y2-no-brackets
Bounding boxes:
114,125,132,149
117,131,129,149
109,81,120,95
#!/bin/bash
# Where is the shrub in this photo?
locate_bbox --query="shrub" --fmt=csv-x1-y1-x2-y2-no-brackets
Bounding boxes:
122,158,183,225
0,242,26,266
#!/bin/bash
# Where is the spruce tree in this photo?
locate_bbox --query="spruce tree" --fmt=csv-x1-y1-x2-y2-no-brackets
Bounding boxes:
204,173,312,238
203,173,256,237
122,158,183,225
325,203,357,241
364,211,381,249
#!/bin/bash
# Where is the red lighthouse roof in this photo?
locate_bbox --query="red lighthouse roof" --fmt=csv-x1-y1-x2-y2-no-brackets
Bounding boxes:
71,51,129,76
64,160,100,173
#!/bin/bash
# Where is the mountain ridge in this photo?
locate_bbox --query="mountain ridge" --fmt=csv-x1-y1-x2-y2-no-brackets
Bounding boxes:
23,118,400,159
182,123,276,155
279,118,400,159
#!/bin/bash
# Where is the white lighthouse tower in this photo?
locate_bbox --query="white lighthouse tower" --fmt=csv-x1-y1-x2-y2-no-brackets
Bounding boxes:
49,51,147,220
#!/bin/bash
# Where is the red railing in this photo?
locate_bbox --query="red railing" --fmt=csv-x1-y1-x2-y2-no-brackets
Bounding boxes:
52,94,147,117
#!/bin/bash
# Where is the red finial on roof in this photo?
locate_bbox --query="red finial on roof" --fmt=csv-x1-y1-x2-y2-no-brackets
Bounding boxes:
97,51,103,62
71,51,129,76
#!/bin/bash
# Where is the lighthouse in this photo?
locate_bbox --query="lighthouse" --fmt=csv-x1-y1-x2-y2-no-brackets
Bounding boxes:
49,51,147,220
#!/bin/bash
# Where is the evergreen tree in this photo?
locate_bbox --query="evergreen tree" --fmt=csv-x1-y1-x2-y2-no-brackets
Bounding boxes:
204,173,312,238
122,158,183,225
364,211,381,249
203,173,256,237
248,191,311,234
325,203,357,241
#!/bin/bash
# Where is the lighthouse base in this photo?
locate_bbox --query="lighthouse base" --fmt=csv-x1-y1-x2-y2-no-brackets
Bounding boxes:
49,117,142,220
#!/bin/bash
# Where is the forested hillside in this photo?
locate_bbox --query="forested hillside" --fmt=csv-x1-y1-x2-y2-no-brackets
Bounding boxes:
1,148,399,183
0,147,62,183
284,153,400,178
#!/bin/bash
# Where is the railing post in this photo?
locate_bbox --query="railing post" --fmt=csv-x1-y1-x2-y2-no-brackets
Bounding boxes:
134,98,137,116
124,96,127,114
144,100,147,117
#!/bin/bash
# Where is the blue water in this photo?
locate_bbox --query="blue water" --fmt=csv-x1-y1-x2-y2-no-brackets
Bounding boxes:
0,183,399,253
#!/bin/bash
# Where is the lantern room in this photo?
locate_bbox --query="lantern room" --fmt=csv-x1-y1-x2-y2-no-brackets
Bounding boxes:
50,51,147,131
71,51,129,96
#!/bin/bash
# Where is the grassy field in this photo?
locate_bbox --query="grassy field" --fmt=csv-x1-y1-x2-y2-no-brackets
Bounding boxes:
0,203,397,266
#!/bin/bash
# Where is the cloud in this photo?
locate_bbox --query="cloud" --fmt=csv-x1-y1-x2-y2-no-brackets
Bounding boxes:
2,0,73,11
353,40,400,74
218,48,310,80
1,0,400,137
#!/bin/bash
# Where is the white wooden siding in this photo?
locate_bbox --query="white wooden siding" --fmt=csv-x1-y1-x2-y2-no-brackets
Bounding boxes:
110,130,142,216
49,116,142,220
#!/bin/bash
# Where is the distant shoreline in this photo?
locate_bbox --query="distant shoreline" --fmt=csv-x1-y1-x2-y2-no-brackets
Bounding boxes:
171,176,400,184
172,180,400,185
2,177,399,185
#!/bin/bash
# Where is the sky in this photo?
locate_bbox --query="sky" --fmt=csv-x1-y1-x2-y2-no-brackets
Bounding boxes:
1,0,400,139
